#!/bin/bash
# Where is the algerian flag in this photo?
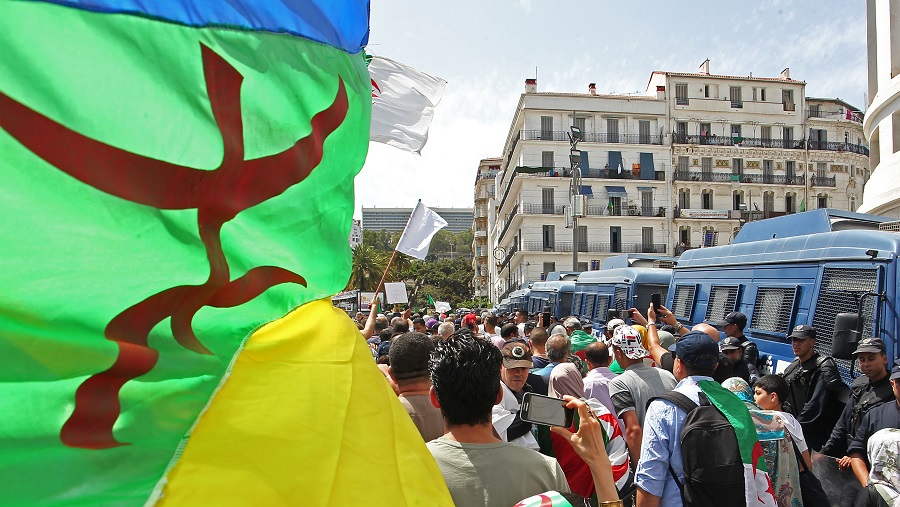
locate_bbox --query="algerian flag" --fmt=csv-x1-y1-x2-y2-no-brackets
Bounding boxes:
0,1,451,505
699,381,777,507
395,201,448,260
369,55,446,154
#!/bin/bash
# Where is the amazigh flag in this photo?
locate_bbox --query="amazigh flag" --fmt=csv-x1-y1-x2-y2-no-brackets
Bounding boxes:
0,1,451,506
369,55,447,154
699,381,777,507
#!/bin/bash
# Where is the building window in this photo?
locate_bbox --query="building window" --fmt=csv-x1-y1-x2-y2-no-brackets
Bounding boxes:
730,86,743,108
785,192,796,214
760,126,772,142
810,129,828,150
763,160,774,183
760,88,766,101
701,157,712,181
816,162,827,180
817,194,828,209
704,84,711,98
786,160,796,183
782,89,794,111
641,189,654,216
703,229,718,247
573,116,586,134
733,190,744,211
731,124,742,138
542,224,555,250
701,190,713,210
676,121,688,142
542,187,554,214
543,262,556,280
577,225,588,252
732,158,743,177
700,122,711,138
763,192,774,213
678,188,691,210
541,116,553,140
542,151,554,170
639,120,651,144
642,227,655,253
607,118,620,143
679,226,691,247
610,226,622,253
783,126,793,146
677,155,689,174
608,196,622,216
676,83,688,105
809,103,821,118
576,262,588,272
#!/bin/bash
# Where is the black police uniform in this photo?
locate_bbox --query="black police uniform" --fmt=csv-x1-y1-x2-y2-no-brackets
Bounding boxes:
847,400,900,464
821,372,894,457
782,352,847,451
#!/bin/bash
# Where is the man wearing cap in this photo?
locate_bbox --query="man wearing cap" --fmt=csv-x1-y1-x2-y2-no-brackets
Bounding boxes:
848,364,900,487
822,337,894,466
781,324,846,451
492,342,541,450
635,331,724,507
388,332,444,441
608,325,677,468
720,336,752,384
718,311,761,382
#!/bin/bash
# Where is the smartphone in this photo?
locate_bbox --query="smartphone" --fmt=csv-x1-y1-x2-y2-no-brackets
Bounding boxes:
619,309,631,320
542,305,552,326
520,392,575,427
607,308,619,322
651,293,662,310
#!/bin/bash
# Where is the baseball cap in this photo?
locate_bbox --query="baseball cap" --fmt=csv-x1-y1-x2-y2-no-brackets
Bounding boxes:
675,330,719,368
657,330,677,350
854,337,887,355
612,325,649,359
580,318,593,329
720,336,742,351
718,312,747,329
890,364,900,381
606,318,625,332
788,325,816,340
462,314,477,327
501,342,533,369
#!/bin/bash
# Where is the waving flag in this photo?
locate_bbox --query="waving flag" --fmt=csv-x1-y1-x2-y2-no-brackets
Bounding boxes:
699,381,777,507
369,56,447,153
0,1,450,505
395,201,448,260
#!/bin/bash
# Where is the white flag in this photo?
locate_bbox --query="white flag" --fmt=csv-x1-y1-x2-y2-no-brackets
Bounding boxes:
434,301,452,314
369,56,446,154
395,201,448,260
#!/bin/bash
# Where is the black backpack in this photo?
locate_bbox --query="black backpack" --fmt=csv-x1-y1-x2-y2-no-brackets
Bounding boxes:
650,391,747,507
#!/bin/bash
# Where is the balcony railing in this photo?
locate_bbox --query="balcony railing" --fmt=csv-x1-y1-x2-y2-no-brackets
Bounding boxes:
673,133,805,150
521,130,663,145
584,205,667,217
521,203,566,215
674,171,805,185
496,203,519,242
516,166,666,181
807,108,863,123
811,175,837,187
808,141,869,156
523,241,667,254
500,243,518,269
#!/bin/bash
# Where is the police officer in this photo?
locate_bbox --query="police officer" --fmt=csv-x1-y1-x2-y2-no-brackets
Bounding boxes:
718,311,760,383
848,364,900,487
821,337,893,463
781,324,847,451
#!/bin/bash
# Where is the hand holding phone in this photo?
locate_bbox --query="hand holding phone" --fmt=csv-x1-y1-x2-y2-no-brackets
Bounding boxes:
542,305,552,326
651,293,662,310
520,392,575,427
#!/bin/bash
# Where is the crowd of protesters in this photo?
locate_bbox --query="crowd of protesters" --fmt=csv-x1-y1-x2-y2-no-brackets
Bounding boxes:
353,303,900,507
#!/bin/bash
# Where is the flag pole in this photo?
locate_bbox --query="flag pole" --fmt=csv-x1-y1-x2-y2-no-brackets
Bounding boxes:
372,200,420,304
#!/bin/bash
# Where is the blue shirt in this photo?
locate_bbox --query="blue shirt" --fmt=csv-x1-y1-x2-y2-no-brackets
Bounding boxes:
531,362,560,382
634,375,713,507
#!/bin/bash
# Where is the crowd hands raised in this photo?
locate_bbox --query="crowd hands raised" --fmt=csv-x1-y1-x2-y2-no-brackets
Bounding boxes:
355,301,900,507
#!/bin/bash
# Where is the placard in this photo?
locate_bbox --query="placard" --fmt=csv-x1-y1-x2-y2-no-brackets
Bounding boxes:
384,282,409,304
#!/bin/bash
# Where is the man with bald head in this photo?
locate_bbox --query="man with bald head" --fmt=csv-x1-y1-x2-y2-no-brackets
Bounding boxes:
531,332,570,384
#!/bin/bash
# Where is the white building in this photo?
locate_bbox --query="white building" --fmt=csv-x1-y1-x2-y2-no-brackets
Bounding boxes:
473,158,500,299
859,0,900,216
487,64,868,303
348,219,362,248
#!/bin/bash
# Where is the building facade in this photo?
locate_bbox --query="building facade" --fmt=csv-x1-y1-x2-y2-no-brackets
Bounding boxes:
472,158,500,298
361,206,474,233
859,0,900,216
487,64,868,303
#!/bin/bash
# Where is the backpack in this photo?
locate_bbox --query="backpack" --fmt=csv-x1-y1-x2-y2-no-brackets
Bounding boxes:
650,391,747,507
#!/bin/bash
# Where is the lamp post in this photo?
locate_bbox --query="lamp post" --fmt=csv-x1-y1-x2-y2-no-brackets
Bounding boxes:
568,123,583,271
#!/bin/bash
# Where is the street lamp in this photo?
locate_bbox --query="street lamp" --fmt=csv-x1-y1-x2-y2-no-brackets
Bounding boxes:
568,122,584,271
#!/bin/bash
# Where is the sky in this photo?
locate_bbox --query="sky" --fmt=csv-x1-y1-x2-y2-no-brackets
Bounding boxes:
356,0,868,218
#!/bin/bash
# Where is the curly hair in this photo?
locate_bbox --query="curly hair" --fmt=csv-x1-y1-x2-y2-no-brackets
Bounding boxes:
429,329,502,426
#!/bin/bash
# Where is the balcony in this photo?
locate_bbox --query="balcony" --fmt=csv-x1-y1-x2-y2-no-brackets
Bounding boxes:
523,241,667,254
496,203,519,242
515,166,666,181
475,229,487,238
521,130,663,145
585,205,667,217
500,243,518,269
521,203,565,215
674,170,805,185
810,175,837,187
807,108,863,124
808,140,869,156
673,134,805,150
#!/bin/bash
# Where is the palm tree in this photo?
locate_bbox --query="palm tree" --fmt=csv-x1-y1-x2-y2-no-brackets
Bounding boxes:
349,244,386,292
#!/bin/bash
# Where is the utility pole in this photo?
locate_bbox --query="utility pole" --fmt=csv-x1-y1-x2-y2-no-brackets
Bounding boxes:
569,119,583,271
